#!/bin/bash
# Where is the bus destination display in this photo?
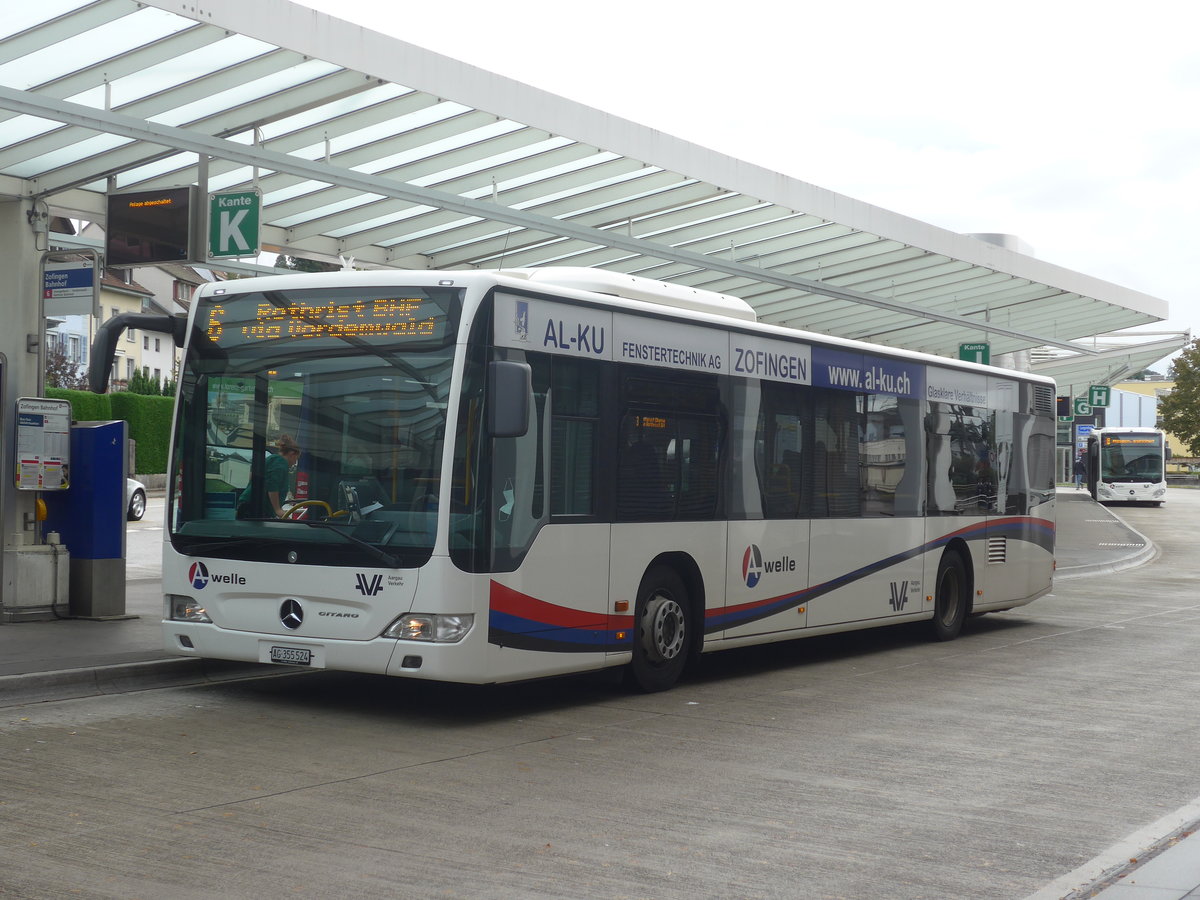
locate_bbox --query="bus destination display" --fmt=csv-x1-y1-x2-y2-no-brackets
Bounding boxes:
1102,435,1162,447
204,294,447,346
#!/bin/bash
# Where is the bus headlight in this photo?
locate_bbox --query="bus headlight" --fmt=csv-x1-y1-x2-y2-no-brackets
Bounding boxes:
384,614,474,643
168,595,212,623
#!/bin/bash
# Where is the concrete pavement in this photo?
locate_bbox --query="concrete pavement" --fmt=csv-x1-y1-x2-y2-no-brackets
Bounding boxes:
0,488,1192,899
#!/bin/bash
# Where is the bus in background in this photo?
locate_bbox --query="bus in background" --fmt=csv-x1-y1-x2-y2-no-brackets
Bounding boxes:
1086,427,1169,505
90,268,1057,692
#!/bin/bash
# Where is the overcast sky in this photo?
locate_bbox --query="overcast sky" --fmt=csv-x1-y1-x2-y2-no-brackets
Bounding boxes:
299,0,1200,366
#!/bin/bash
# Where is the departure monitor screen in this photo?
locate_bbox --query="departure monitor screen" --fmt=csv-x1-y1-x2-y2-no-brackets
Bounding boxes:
106,188,195,266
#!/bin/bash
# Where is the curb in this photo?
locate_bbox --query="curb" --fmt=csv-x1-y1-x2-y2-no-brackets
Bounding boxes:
1054,541,1159,580
0,657,293,708
1054,500,1159,581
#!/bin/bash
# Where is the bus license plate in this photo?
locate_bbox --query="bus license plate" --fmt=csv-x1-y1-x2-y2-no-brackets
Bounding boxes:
269,646,312,666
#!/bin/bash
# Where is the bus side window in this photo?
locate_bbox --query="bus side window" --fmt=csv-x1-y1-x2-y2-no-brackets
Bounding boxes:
549,357,599,517
813,388,861,518
618,432,670,520
759,382,807,520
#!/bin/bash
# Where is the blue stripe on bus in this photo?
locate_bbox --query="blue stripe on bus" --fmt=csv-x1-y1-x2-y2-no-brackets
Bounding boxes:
488,518,1054,649
708,518,1054,633
488,610,629,653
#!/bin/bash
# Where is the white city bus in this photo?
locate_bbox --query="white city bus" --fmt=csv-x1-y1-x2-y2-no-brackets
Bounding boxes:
93,268,1057,691
1086,427,1169,505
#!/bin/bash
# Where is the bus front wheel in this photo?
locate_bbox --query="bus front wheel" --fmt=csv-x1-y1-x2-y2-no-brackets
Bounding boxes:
628,567,691,693
931,551,968,642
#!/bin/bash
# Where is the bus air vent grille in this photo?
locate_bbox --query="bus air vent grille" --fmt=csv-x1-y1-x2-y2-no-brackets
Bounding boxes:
987,537,1008,564
1033,385,1055,415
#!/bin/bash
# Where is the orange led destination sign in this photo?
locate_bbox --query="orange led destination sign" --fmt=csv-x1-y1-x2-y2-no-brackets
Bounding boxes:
206,296,441,344
1102,436,1160,446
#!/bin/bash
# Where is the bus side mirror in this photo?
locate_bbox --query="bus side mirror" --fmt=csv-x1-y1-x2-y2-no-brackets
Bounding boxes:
88,312,188,393
488,361,531,438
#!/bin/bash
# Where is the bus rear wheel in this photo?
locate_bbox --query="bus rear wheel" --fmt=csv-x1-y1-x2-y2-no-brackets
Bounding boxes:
628,567,691,693
931,551,968,642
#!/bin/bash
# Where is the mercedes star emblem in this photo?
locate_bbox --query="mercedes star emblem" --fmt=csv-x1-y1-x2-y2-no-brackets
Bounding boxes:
280,599,303,630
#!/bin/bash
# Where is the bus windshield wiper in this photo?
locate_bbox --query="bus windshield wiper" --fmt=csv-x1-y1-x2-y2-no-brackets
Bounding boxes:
173,523,400,567
174,537,258,554
291,518,401,568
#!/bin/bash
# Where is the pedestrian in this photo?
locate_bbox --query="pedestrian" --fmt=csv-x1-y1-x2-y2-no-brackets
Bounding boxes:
1073,456,1086,489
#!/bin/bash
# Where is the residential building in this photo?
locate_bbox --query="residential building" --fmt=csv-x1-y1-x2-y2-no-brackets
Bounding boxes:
131,263,214,386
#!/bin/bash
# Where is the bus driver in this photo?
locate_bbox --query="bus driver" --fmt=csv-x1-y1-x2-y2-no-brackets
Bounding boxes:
237,434,301,518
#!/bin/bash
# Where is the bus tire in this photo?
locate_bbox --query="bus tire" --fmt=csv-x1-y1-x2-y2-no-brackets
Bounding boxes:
931,550,968,642
628,567,691,693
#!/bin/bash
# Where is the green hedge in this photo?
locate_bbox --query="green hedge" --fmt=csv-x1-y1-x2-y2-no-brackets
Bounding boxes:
46,387,110,422
46,387,173,475
110,392,173,474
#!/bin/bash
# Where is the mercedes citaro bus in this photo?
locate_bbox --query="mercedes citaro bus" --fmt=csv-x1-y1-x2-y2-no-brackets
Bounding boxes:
91,268,1057,691
1086,427,1169,505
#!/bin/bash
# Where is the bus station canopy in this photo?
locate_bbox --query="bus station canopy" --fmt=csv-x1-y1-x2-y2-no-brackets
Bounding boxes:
1033,333,1187,396
0,0,1182,372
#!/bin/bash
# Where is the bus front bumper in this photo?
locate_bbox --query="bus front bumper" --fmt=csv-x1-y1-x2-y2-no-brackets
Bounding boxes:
163,620,497,683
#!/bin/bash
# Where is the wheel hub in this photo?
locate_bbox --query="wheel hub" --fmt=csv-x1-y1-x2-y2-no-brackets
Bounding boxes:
643,594,686,662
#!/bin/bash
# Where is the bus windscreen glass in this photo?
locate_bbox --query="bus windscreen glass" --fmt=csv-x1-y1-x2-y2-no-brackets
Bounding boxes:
170,286,463,567
1100,434,1164,482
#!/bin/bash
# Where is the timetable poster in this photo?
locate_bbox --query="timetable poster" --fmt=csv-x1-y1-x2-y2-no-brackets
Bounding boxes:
15,398,71,490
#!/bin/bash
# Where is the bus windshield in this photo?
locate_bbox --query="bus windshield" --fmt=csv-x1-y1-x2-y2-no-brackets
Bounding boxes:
169,284,463,568
1101,434,1164,482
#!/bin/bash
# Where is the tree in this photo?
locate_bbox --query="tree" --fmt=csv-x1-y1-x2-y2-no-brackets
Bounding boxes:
128,369,172,396
128,368,151,395
45,343,89,390
277,254,340,273
1160,338,1200,455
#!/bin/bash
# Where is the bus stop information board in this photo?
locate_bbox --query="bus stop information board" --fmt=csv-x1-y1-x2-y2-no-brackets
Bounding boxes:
43,258,97,317
15,397,71,490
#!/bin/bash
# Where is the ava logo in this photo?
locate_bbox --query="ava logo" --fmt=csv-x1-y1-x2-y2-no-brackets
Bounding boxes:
889,580,910,611
189,561,210,590
742,544,764,588
355,573,384,596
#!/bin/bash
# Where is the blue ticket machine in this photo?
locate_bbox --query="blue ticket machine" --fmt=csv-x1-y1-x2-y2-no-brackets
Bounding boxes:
42,420,127,618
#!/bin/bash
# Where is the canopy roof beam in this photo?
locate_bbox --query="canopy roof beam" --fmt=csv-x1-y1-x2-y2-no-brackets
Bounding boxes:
0,83,1123,355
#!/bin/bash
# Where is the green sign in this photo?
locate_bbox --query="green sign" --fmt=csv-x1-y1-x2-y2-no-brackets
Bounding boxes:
959,342,990,365
1088,385,1111,407
208,190,261,259
1073,398,1092,416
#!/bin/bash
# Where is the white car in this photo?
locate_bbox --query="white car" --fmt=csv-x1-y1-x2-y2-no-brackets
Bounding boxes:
126,478,147,521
